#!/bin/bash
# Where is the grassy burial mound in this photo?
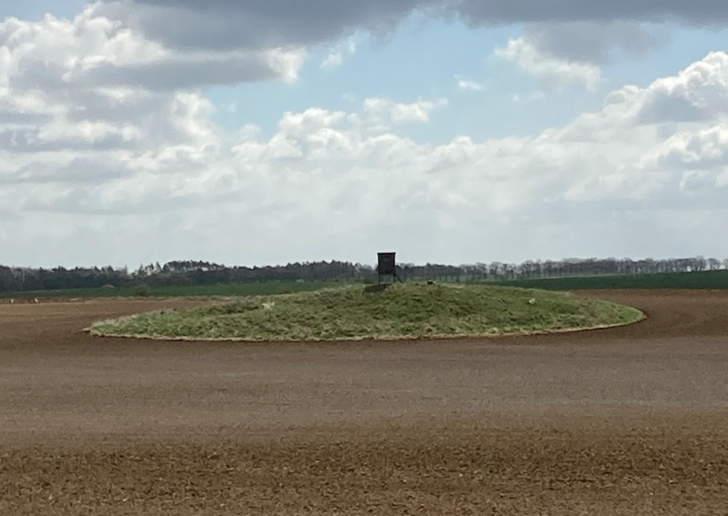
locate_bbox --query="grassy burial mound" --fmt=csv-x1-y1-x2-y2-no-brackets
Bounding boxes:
89,283,644,342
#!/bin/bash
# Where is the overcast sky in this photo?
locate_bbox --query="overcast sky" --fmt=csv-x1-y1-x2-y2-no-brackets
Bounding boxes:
1,1,728,268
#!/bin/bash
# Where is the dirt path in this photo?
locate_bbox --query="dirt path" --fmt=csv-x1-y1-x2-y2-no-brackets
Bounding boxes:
1,291,728,514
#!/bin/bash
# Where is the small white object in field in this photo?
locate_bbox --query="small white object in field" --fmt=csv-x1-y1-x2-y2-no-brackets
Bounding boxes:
34,298,39,304
528,298,536,305
262,301,275,310
10,299,14,304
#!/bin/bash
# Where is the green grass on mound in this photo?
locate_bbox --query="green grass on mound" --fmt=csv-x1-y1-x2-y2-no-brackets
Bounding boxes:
89,283,644,342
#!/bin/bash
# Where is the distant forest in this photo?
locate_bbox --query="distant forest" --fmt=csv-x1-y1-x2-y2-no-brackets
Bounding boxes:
1,256,726,293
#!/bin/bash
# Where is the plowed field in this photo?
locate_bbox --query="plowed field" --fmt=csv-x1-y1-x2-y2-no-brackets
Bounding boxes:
2,290,728,515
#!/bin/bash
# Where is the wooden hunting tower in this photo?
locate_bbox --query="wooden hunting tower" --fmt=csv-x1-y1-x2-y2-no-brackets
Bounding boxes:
377,252,402,284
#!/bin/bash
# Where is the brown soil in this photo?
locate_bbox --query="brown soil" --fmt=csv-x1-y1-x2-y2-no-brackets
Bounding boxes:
2,290,728,515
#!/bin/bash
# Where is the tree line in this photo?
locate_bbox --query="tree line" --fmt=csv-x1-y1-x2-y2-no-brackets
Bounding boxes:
1,256,726,293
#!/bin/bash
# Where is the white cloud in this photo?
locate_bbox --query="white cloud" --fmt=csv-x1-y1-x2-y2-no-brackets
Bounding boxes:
320,52,344,69
0,6,306,95
513,91,546,103
320,38,357,69
495,36,603,91
455,75,484,91
362,97,449,125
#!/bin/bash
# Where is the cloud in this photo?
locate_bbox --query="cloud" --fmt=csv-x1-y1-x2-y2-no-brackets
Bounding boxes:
79,1,698,98
494,21,670,91
2,11,728,270
362,97,449,125
512,91,546,103
525,22,668,65
320,38,357,69
91,0,424,51
633,52,728,125
93,0,727,55
495,37,602,91
454,0,723,27
2,5,307,96
455,75,484,91
320,51,344,69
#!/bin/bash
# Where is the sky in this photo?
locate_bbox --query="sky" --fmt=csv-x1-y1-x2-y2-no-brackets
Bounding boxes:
0,1,727,268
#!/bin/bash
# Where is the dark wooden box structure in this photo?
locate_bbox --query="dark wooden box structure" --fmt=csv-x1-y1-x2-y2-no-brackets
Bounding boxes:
377,252,401,283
